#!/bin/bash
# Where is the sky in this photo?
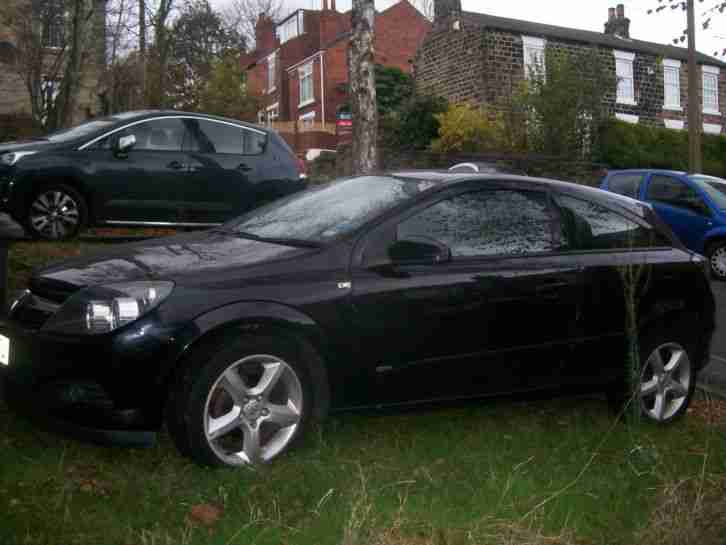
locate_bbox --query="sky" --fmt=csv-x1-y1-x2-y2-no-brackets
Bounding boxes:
212,0,726,59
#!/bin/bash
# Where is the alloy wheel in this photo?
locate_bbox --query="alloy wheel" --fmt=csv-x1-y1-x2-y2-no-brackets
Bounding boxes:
710,246,726,279
639,342,691,422
29,190,80,240
203,354,303,465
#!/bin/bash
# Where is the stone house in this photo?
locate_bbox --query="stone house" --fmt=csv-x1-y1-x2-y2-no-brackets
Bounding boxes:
240,0,430,153
415,0,726,135
0,0,107,128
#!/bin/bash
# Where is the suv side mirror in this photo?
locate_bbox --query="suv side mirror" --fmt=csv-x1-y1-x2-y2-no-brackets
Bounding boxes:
388,237,452,265
115,134,136,155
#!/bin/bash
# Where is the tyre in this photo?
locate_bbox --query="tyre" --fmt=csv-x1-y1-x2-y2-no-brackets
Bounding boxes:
25,184,87,240
609,324,697,424
707,241,726,280
166,336,313,467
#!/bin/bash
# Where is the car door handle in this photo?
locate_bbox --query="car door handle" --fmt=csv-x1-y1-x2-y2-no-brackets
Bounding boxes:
167,160,186,170
237,163,253,172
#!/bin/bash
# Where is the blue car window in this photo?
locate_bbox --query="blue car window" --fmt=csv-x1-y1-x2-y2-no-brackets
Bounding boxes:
607,173,643,198
646,175,709,215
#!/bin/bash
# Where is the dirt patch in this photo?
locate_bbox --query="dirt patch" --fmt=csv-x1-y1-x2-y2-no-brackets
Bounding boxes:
687,396,726,427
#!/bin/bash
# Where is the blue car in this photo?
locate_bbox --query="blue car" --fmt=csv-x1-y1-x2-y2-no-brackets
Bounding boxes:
601,169,726,278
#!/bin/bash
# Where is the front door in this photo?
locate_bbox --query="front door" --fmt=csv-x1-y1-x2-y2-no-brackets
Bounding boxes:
88,118,190,224
348,187,583,406
643,174,713,251
181,119,269,224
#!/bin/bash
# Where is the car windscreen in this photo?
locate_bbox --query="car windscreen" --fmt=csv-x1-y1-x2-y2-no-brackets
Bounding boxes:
227,176,437,243
690,176,726,209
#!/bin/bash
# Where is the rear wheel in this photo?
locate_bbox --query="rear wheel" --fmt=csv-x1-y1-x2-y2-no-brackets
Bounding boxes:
24,184,87,240
707,241,726,280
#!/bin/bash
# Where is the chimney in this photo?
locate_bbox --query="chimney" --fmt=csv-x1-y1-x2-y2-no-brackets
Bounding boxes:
255,13,276,52
604,4,631,38
331,0,336,11
322,0,328,10
434,0,462,23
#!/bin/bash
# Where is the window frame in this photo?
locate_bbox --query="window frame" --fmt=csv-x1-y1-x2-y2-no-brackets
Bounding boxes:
298,60,315,107
703,65,720,115
267,51,278,94
614,50,636,106
663,58,682,111
188,119,267,156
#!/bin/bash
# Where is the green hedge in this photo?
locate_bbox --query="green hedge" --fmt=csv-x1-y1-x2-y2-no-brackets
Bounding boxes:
599,119,726,177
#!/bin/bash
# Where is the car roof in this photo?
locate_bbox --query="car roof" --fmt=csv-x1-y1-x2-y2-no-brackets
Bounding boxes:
106,109,271,134
389,171,651,218
607,168,687,177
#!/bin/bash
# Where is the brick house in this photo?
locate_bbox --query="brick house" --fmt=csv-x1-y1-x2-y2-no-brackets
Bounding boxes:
416,0,726,135
0,0,106,127
240,0,430,152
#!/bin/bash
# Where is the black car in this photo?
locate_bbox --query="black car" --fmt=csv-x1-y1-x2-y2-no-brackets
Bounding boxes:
0,110,305,240
0,173,715,467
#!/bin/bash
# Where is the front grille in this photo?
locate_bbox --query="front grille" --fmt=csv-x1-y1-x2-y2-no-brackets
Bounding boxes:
10,291,61,330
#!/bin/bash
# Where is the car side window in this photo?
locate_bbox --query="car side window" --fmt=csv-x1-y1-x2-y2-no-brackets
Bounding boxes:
607,173,643,198
397,190,555,258
190,120,266,155
93,119,186,152
553,193,668,251
646,175,708,215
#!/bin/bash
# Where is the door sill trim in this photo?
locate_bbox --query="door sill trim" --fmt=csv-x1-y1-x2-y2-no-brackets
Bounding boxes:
103,220,222,227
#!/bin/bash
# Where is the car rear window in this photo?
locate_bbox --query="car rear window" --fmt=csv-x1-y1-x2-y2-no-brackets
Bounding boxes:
607,173,643,198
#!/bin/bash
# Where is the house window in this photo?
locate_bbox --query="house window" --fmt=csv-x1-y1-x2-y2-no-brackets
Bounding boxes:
704,123,722,135
40,0,65,48
276,12,304,44
267,51,277,94
663,59,681,110
614,50,636,105
664,119,684,130
522,36,546,80
703,66,720,115
299,111,316,132
299,61,314,107
259,103,279,127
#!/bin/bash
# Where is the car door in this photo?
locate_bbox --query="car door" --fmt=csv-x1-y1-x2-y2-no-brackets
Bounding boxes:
348,185,585,406
643,174,713,251
87,118,191,224
181,119,269,224
550,191,674,386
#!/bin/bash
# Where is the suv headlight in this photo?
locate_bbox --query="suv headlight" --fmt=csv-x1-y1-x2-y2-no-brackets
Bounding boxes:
1,151,38,166
41,281,174,335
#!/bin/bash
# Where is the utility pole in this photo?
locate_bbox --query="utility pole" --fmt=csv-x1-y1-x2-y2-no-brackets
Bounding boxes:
687,0,702,173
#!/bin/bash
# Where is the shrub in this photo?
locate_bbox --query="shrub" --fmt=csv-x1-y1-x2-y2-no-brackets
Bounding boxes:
599,120,726,177
430,103,506,154
380,94,448,151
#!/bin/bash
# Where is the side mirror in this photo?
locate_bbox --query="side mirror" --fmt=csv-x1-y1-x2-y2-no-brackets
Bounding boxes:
115,134,136,155
388,236,452,265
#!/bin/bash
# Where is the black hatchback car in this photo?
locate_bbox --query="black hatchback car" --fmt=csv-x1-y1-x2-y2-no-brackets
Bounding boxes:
0,110,305,240
0,173,715,467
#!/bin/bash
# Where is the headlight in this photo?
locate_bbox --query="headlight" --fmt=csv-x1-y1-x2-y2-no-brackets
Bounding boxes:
0,151,38,166
41,281,174,335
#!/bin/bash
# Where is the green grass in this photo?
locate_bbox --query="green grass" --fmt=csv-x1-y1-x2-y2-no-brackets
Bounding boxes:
2,241,726,545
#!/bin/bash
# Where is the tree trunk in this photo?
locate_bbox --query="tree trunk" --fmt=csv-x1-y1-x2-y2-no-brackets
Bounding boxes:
348,0,378,175
57,0,94,128
138,0,147,107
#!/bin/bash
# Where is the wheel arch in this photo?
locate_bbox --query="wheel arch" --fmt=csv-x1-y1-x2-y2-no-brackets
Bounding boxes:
638,309,710,371
703,231,726,255
157,301,332,425
17,173,94,223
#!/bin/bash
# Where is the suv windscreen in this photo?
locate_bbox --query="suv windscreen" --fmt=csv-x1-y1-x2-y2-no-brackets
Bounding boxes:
689,175,726,209
647,175,709,215
227,176,436,243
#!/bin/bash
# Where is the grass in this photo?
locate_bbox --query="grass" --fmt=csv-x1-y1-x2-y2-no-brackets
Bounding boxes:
2,239,726,545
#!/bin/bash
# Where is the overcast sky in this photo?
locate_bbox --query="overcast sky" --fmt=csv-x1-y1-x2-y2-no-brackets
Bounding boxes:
212,0,726,58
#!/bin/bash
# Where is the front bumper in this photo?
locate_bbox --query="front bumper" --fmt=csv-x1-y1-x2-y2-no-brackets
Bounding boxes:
0,313,180,447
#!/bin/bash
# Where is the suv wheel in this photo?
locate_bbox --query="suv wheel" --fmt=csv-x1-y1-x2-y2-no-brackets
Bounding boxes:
166,336,313,467
707,241,726,280
25,184,87,240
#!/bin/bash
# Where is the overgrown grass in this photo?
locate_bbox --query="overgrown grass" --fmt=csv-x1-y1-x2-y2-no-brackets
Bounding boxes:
2,242,726,545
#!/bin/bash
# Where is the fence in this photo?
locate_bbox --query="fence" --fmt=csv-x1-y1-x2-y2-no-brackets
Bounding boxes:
268,120,339,155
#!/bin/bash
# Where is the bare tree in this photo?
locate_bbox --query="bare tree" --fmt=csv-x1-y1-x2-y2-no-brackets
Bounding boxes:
221,0,282,50
648,0,726,56
139,0,147,101
413,0,434,21
348,0,378,175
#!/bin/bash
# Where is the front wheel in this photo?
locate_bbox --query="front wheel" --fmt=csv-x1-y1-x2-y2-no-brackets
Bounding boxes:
166,336,313,467
25,184,87,240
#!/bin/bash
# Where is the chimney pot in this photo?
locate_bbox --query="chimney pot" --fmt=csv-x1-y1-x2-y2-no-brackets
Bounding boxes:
616,4,625,18
608,7,616,21
323,0,328,10
331,0,336,10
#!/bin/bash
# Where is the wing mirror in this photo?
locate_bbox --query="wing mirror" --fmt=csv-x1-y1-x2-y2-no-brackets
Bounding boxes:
388,237,452,265
115,134,136,155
